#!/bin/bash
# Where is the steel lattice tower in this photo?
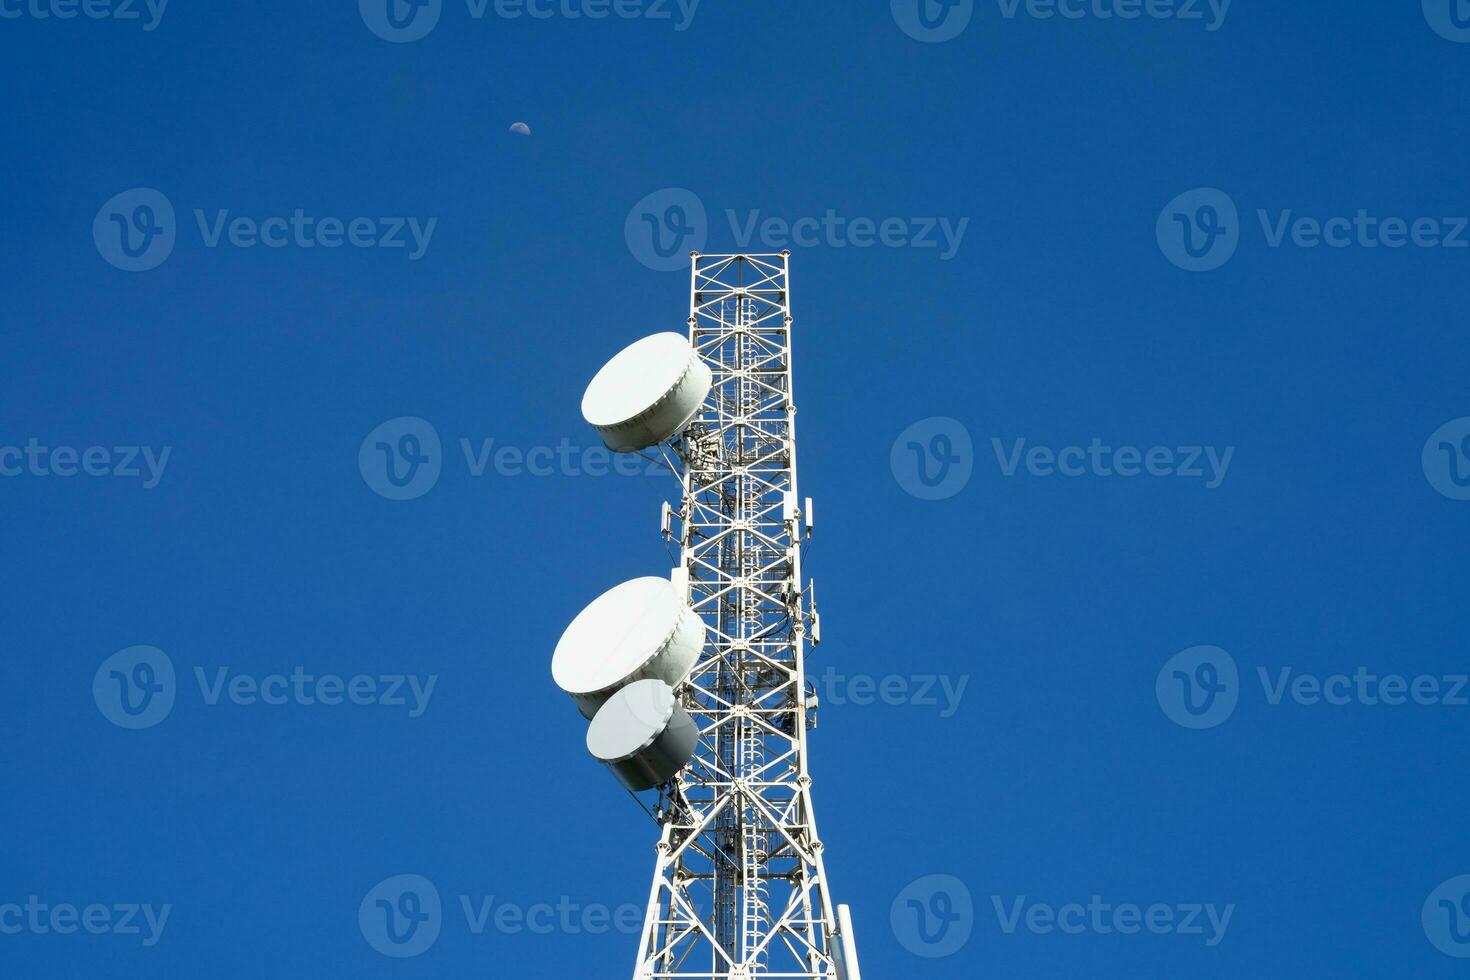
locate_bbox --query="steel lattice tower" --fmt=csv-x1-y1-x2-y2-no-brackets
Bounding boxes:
632,253,858,979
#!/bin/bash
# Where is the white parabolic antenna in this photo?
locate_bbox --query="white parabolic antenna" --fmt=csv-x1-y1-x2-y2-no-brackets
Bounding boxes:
586,678,698,792
552,576,704,719
581,332,713,452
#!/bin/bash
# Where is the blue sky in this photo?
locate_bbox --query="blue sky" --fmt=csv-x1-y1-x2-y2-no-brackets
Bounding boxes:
3,1,1470,976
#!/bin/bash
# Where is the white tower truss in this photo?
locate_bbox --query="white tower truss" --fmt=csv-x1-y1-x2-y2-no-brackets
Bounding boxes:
633,253,859,979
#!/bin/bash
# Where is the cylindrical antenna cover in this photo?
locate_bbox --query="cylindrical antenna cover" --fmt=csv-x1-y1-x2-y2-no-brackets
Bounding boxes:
580,332,712,452
586,678,698,792
552,576,704,719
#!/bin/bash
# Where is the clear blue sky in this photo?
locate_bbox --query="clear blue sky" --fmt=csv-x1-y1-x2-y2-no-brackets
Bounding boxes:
3,2,1470,977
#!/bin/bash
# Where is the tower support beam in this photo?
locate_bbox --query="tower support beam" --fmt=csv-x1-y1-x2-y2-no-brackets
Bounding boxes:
632,253,848,979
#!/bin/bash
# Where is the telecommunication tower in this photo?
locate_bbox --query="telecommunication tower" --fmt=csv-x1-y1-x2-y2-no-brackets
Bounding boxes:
553,253,860,979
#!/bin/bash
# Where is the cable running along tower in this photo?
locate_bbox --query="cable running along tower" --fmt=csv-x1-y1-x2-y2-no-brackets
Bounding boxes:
554,252,859,980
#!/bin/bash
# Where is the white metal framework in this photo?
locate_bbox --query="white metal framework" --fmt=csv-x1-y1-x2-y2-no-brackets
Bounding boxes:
633,253,856,979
